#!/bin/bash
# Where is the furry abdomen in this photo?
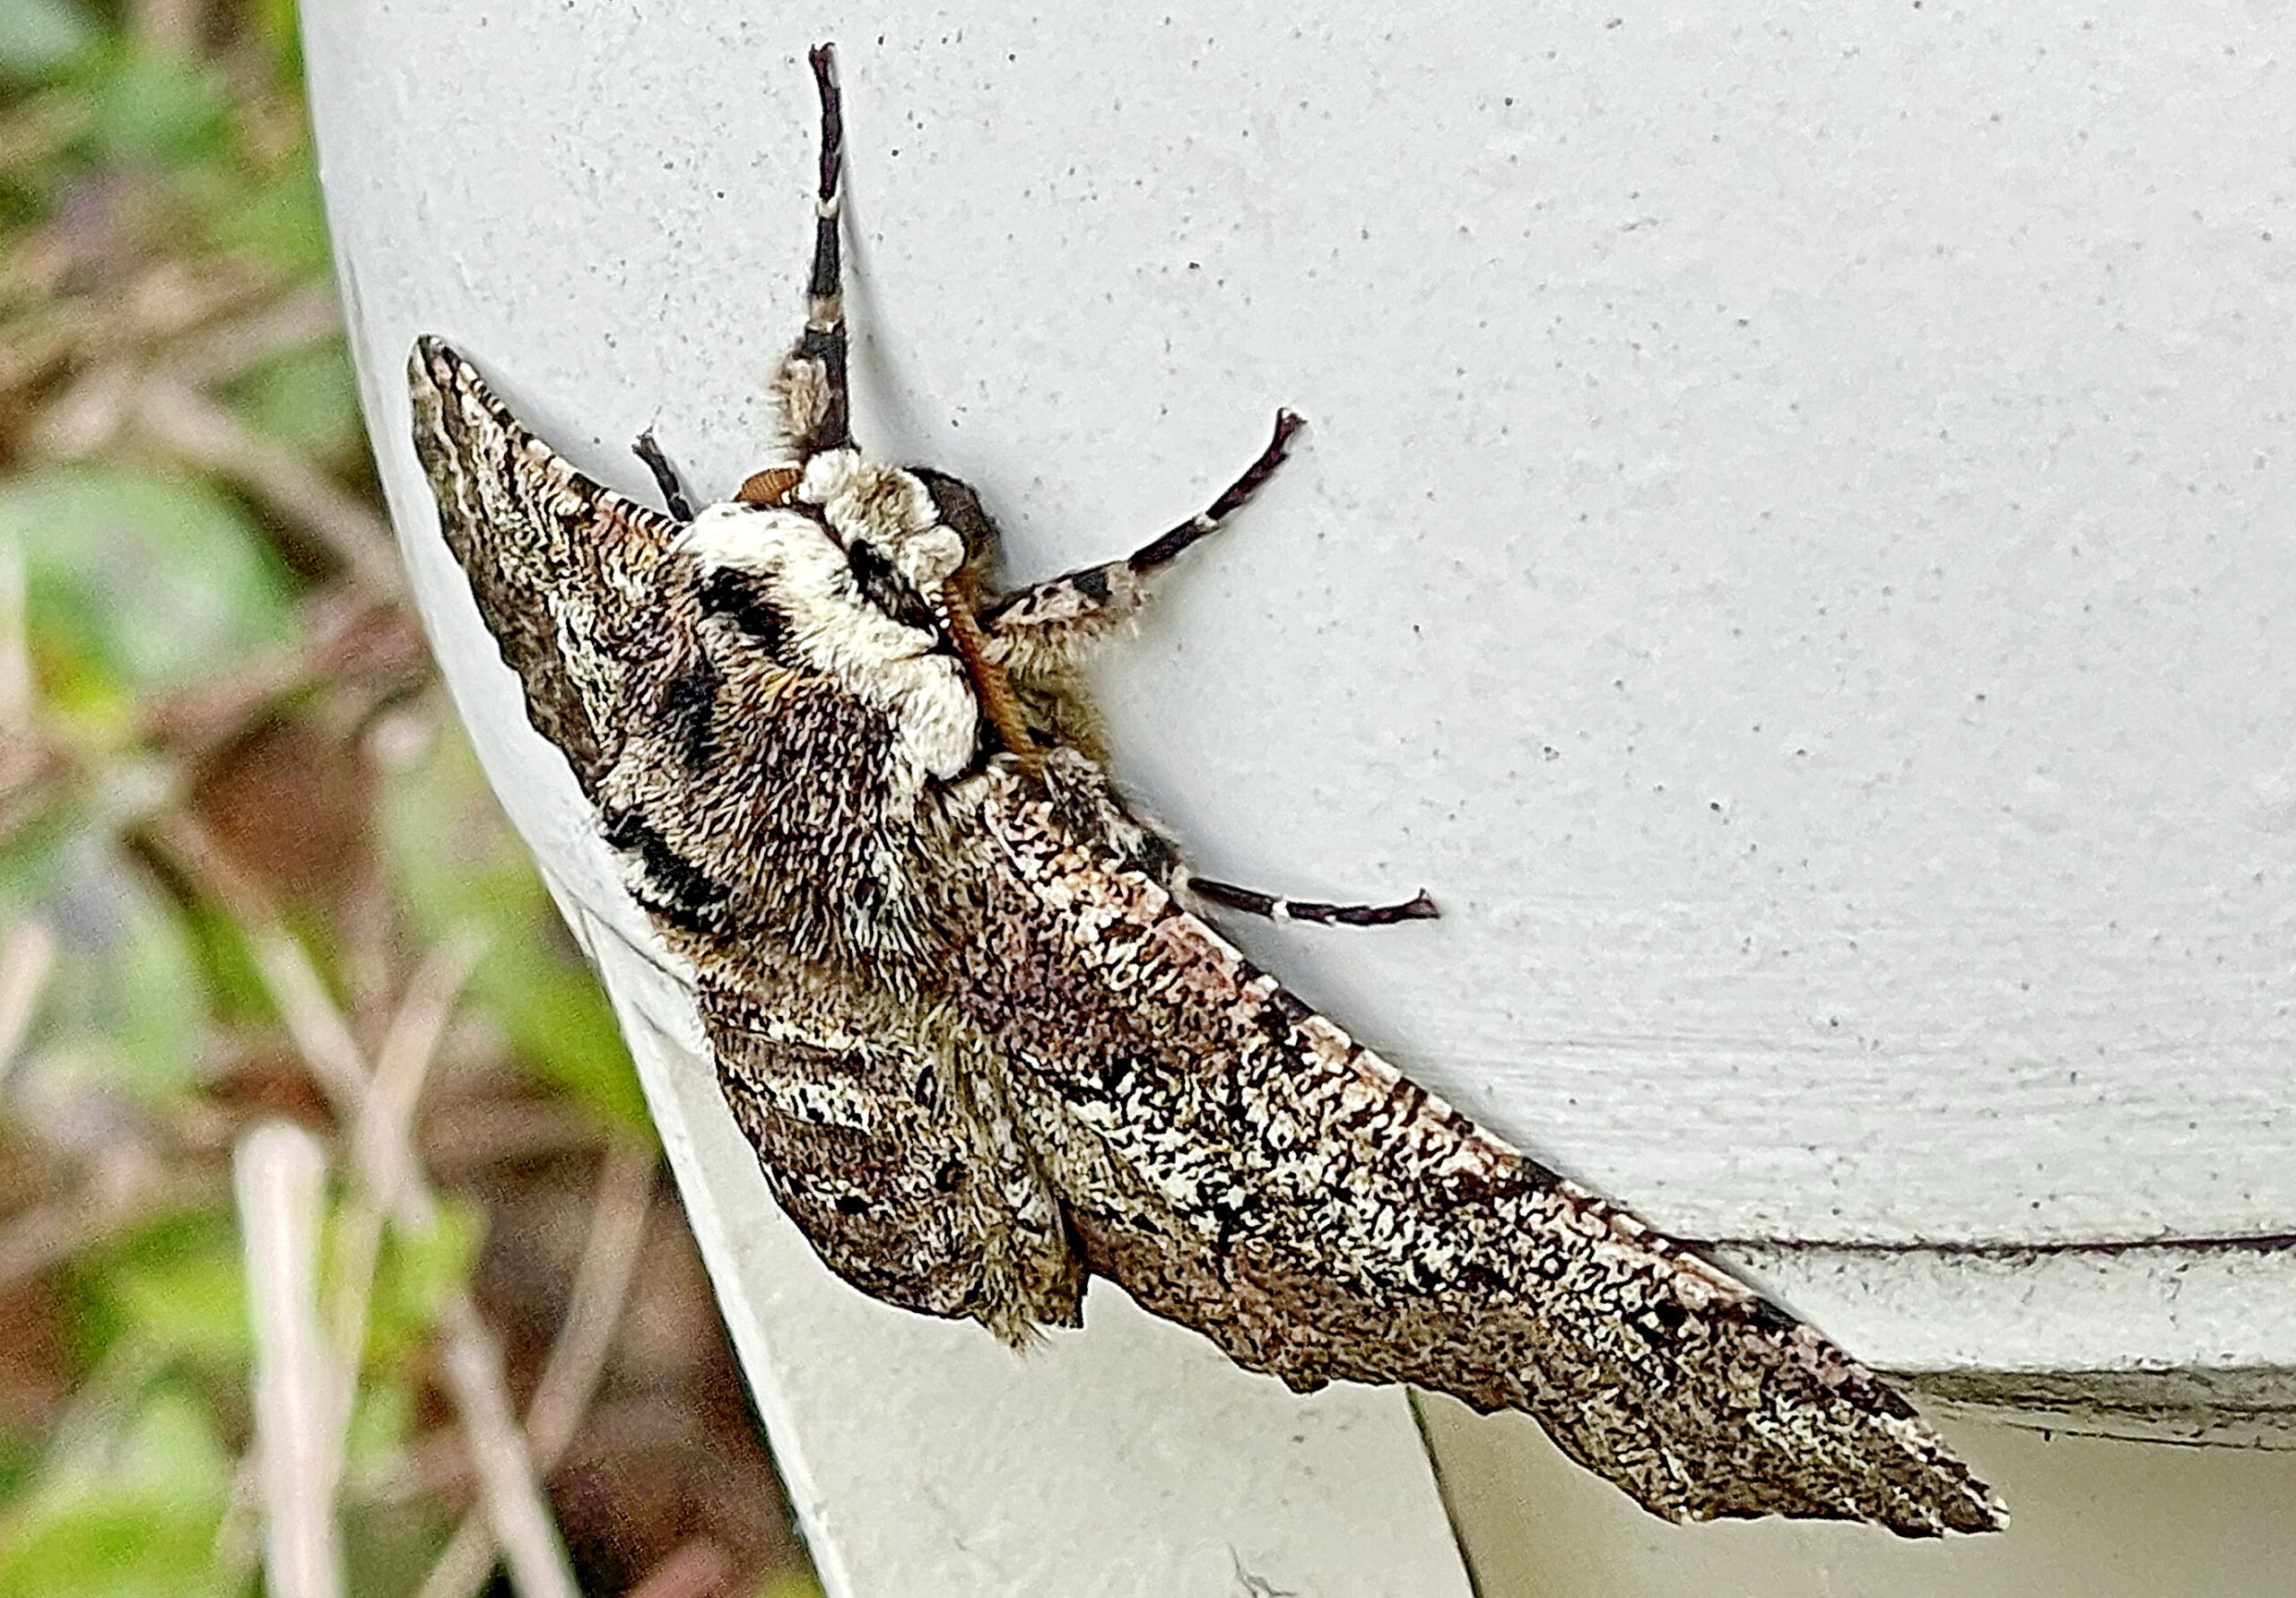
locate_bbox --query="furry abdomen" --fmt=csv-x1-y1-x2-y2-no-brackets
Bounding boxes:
599,582,1085,1343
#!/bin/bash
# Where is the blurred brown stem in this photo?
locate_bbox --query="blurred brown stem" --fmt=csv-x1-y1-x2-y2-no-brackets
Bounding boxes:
132,379,401,595
624,1541,734,1598
0,920,55,1091
231,912,580,1598
413,1140,657,1598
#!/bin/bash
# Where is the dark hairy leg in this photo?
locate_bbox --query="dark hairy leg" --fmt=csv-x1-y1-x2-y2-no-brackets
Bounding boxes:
982,410,1304,642
1188,876,1439,928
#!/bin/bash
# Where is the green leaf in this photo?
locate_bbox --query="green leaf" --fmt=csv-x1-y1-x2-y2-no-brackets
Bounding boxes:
3,465,295,715
65,1211,238,1371
0,795,86,921
473,957,648,1129
0,1493,230,1598
0,0,97,83
341,1498,454,1598
101,1385,233,1498
387,1200,479,1325
224,339,361,461
0,1386,234,1598
87,43,230,168
5,829,210,1112
99,1231,249,1369
178,900,272,1030
340,1374,413,1478
204,162,333,277
363,1198,481,1365
248,0,305,84
757,1571,831,1598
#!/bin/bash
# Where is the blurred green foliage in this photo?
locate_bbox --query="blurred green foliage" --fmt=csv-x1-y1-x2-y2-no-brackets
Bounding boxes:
223,340,364,459
6,466,296,716
0,0,819,1591
6,836,208,1106
11,1206,244,1598
378,735,648,1129
0,1383,234,1598
0,1,99,85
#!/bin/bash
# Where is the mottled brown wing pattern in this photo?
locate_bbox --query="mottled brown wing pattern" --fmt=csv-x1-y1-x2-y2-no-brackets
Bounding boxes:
407,336,680,793
411,336,1083,1346
959,762,2002,1535
581,539,1089,1343
698,987,1085,1342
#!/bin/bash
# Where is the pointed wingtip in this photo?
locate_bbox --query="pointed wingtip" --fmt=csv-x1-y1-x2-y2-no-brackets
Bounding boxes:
1943,1478,2011,1536
1856,1407,2008,1537
408,334,466,394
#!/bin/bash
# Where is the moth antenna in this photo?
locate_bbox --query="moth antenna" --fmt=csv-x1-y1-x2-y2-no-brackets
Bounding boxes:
631,428,696,519
790,41,853,455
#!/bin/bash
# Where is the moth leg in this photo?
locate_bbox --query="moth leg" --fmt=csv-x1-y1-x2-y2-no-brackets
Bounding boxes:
981,409,1302,666
1188,875,1438,928
631,428,696,520
774,44,853,456
1129,408,1305,575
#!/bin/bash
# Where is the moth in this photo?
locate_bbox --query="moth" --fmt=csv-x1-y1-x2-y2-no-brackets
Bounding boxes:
406,44,2003,1535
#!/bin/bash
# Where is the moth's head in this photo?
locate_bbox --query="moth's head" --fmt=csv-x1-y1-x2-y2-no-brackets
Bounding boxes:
668,451,1004,781
904,466,1003,593
697,450,1004,626
672,459,949,650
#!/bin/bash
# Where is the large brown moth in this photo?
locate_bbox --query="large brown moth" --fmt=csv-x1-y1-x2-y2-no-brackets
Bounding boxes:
405,43,2004,1535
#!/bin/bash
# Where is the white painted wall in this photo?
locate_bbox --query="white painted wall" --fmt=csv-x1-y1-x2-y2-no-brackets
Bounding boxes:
306,2,2296,1591
1425,1398,2296,1597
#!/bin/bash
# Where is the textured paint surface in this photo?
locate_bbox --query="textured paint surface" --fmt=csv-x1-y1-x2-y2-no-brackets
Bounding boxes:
1424,1400,2296,1598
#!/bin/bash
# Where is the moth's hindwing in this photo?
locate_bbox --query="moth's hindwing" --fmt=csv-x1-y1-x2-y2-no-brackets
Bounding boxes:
698,983,1084,1341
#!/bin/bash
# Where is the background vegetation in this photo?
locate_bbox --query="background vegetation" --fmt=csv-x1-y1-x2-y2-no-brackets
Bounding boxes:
0,3,817,1593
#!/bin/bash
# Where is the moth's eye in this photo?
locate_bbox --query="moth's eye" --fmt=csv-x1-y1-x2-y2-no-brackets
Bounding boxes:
846,539,942,634
697,566,789,656
911,468,1001,570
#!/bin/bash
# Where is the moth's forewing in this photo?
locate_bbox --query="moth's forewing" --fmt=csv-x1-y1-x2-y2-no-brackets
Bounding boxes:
408,336,682,793
956,762,2003,1536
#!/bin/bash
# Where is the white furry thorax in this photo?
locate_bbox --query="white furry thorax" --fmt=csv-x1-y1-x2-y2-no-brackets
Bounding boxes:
672,453,978,784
